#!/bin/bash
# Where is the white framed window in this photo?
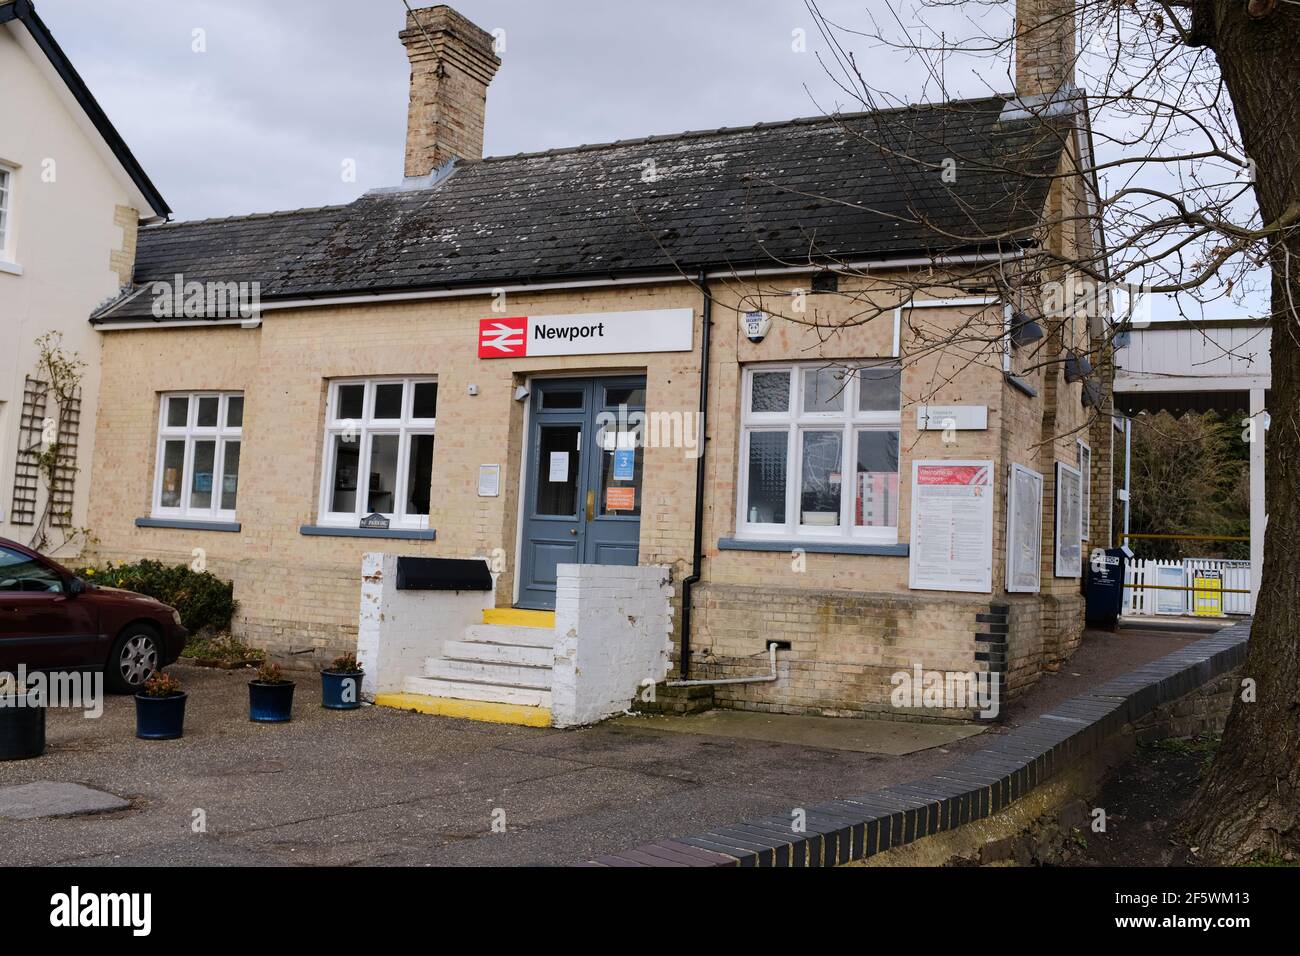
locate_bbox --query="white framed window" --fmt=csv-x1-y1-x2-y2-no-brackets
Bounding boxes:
317,378,437,529
152,392,244,520
0,164,15,264
737,362,902,544
1077,438,1092,540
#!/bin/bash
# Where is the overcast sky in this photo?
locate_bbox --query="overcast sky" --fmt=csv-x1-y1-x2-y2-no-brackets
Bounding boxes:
39,0,992,222
35,0,1258,320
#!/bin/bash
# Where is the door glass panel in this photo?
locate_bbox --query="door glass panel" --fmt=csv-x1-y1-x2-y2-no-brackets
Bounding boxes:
405,434,435,516
159,441,185,508
191,440,216,510
605,386,646,408
599,433,641,517
221,441,241,511
854,430,899,528
746,431,787,524
196,396,219,427
366,435,399,514
330,435,360,513
535,425,580,516
166,395,189,428
0,547,63,592
799,430,843,526
373,383,403,420
541,390,583,410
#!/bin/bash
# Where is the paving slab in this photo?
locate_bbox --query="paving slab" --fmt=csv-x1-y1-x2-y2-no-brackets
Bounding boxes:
0,782,130,820
611,710,985,755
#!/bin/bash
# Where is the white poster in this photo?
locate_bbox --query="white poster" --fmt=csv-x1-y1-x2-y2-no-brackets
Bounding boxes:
477,464,501,497
1055,461,1083,578
1006,463,1043,593
908,460,995,593
548,452,569,482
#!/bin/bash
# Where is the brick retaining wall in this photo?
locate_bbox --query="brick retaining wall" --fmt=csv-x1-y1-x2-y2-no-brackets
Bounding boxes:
587,619,1250,867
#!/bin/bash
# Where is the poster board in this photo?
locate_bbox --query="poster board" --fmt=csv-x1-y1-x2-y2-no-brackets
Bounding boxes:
908,460,994,593
1054,461,1083,578
1006,463,1043,593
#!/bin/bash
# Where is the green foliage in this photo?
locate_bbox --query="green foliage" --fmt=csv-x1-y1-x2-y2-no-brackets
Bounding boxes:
1128,411,1249,560
76,559,236,633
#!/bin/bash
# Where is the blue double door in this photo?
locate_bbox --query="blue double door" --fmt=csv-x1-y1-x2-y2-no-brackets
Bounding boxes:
517,376,646,610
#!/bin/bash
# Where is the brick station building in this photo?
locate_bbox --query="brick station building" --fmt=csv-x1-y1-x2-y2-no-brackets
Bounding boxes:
84,4,1113,721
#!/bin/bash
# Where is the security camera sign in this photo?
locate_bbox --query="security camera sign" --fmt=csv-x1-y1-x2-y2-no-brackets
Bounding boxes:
477,309,693,358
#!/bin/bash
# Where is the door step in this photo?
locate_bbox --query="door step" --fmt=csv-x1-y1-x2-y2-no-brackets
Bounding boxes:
462,623,554,648
401,676,552,708
376,691,551,727
442,639,553,667
423,657,552,689
483,608,556,629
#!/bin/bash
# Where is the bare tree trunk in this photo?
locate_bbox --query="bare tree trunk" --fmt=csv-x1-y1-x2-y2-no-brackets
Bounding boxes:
1189,0,1300,862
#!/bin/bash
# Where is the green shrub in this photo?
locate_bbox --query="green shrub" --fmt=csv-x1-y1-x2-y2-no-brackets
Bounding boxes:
75,559,236,633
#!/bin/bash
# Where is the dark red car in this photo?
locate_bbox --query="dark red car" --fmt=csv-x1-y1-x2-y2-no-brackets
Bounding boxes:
0,538,187,693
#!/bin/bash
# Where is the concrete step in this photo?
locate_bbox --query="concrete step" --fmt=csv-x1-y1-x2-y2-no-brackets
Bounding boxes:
442,640,552,667
402,676,552,709
462,623,554,648
483,608,556,629
423,657,553,690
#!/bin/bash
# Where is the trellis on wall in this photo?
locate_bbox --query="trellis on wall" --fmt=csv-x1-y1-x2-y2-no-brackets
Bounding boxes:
9,376,81,528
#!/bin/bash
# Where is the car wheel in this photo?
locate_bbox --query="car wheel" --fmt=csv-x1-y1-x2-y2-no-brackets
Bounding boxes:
106,626,162,694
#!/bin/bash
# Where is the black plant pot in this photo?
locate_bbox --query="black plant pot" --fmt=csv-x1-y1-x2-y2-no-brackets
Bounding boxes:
135,692,188,740
249,681,295,723
321,670,365,710
0,694,46,760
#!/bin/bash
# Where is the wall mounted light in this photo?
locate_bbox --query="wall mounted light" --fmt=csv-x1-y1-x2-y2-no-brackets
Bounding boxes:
1009,310,1044,348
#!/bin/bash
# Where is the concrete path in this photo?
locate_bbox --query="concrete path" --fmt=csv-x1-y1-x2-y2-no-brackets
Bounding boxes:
0,623,1217,867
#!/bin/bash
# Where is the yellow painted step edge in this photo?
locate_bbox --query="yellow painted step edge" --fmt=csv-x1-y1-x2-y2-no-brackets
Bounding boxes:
483,607,556,629
375,693,552,728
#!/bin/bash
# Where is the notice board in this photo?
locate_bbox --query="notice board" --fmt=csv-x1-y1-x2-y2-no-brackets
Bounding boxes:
908,460,994,593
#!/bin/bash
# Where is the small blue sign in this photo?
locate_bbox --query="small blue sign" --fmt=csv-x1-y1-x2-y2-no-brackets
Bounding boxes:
613,448,636,481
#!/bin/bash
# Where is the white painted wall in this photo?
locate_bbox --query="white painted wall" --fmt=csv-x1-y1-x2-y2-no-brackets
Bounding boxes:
356,552,494,699
0,20,147,554
550,563,674,728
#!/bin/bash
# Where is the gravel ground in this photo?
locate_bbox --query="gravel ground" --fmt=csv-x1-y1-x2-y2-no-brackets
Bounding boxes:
0,621,1216,867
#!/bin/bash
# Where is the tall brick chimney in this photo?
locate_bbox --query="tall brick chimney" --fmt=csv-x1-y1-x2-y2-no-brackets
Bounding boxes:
1014,0,1077,98
400,6,501,178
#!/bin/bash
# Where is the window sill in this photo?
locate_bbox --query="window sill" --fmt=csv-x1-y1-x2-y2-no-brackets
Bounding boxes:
0,260,24,277
136,517,241,533
718,537,908,557
300,524,436,541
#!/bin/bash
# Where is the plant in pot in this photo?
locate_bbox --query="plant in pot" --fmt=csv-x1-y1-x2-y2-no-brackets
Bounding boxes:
135,671,187,740
321,652,365,711
248,661,295,723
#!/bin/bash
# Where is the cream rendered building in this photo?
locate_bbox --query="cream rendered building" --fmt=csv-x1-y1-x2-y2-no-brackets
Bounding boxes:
0,0,169,555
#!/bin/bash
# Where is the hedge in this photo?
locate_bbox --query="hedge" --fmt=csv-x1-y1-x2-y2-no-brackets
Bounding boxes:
75,559,236,633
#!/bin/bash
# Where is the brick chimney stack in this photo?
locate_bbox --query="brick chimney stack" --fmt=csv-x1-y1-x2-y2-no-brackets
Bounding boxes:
1014,0,1077,98
400,5,501,178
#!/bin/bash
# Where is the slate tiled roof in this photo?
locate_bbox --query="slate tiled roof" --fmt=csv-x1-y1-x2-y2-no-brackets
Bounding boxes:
93,94,1070,323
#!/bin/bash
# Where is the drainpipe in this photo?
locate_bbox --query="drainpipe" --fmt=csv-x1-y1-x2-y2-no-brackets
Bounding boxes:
677,271,712,679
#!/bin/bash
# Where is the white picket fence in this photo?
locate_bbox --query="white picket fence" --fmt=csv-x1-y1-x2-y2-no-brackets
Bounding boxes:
1123,558,1253,617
